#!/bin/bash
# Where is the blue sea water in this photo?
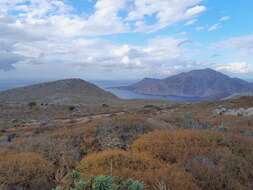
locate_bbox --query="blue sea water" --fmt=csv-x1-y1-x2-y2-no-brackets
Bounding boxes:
0,79,201,102
92,80,201,102
0,79,47,92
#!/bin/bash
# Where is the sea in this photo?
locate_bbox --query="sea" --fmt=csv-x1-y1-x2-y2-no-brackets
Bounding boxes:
0,79,201,102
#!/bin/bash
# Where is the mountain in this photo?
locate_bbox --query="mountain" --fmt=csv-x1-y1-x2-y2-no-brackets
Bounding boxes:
120,68,253,100
0,78,119,105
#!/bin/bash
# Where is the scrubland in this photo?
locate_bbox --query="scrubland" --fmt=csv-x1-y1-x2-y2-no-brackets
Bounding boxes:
0,97,253,190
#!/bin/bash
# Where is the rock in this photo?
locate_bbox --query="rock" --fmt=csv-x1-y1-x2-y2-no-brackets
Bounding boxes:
143,105,161,111
213,107,227,115
223,107,253,117
102,104,109,108
244,107,253,116
224,108,243,116
213,106,253,117
11,119,19,123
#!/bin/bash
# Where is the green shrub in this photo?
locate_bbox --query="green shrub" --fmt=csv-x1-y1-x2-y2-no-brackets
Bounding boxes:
28,101,37,108
123,179,144,190
93,176,113,190
181,112,210,129
53,171,144,190
216,122,228,132
69,106,76,111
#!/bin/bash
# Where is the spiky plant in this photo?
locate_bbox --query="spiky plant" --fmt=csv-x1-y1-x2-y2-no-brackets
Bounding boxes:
52,170,144,190
92,176,113,190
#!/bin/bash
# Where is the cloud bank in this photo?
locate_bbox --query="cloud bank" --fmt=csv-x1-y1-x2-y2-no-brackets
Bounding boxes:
0,0,252,79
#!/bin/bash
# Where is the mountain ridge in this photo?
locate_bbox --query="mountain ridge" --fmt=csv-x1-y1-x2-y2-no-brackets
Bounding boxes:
0,78,119,105
119,68,253,100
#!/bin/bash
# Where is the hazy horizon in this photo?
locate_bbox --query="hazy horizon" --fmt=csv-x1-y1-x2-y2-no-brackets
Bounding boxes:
1,68,253,83
1,73,253,93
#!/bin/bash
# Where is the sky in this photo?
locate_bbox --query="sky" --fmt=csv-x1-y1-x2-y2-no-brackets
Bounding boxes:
0,0,253,80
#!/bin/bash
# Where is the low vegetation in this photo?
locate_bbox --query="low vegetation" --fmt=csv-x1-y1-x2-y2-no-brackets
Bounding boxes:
53,170,144,190
0,97,253,190
132,130,253,190
0,152,52,190
77,149,199,190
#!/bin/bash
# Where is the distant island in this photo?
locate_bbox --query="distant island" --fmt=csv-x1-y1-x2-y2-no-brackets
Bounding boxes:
116,68,253,100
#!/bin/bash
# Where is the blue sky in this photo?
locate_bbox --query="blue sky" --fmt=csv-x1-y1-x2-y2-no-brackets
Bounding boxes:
0,0,253,80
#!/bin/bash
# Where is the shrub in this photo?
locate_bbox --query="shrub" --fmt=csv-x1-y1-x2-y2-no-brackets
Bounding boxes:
123,179,144,190
28,101,37,108
181,112,211,129
69,106,76,111
132,130,253,190
102,104,109,108
95,115,154,150
77,149,199,190
142,167,199,190
93,175,113,190
0,152,53,190
132,130,222,163
53,170,144,190
77,149,162,178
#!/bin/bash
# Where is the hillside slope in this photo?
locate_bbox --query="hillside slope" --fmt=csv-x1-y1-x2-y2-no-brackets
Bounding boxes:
0,78,119,105
122,69,253,100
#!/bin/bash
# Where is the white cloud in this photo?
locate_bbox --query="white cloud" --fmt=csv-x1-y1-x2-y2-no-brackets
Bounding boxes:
0,30,196,78
206,16,230,32
81,0,129,35
126,1,206,32
0,0,207,37
217,34,253,55
209,34,253,76
216,62,252,74
220,16,230,22
185,19,198,26
4,0,245,79
180,31,187,35
208,23,222,31
221,35,253,50
0,0,208,73
185,5,206,17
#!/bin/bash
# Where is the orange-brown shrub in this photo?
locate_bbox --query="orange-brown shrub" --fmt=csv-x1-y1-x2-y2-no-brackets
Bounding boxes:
77,149,162,178
132,129,253,190
0,152,53,190
142,167,200,190
77,149,199,190
80,125,99,154
132,129,224,163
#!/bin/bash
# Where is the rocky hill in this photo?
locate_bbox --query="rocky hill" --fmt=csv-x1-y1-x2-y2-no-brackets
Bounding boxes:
120,68,253,100
0,78,119,105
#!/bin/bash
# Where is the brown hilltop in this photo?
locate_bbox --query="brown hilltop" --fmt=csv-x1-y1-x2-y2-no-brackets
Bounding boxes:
0,78,119,105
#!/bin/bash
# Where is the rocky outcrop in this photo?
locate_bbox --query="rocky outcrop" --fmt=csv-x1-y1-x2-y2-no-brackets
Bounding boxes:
213,107,253,117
